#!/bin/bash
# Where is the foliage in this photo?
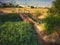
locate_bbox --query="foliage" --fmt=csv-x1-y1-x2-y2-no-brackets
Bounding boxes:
0,2,23,8
0,4,3,8
16,5,23,8
0,13,38,45
51,0,60,14
1,3,14,8
30,6,34,8
46,9,51,15
0,13,22,22
26,13,43,24
35,10,42,17
44,0,60,33
44,15,60,33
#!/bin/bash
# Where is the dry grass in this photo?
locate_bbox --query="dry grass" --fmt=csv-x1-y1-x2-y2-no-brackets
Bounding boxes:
0,8,49,19
0,8,48,14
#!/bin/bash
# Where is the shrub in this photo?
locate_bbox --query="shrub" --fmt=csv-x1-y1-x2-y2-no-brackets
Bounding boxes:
30,6,34,8
0,21,38,45
44,15,60,33
35,10,42,17
26,13,44,24
0,13,38,45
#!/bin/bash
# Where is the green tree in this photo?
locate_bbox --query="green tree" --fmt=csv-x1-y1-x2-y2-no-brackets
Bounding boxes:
2,3,7,7
51,0,60,14
44,0,60,33
30,6,34,8
8,3,14,7
0,2,3,8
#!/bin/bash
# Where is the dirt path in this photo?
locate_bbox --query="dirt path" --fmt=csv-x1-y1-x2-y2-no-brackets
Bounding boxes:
19,13,48,45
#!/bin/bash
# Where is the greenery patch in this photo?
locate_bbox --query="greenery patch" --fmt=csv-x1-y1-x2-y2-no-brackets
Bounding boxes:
0,13,38,45
44,15,60,33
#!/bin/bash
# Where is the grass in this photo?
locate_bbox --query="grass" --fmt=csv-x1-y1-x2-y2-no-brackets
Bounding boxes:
0,13,38,45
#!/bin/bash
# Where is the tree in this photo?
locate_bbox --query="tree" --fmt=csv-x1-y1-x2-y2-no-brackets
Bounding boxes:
2,3,7,7
8,3,14,7
44,0,60,33
0,2,3,8
30,6,34,8
51,0,60,14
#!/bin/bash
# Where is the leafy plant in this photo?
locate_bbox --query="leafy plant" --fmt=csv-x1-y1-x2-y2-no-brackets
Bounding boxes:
51,0,60,14
44,15,60,33
35,10,42,17
30,6,34,8
26,13,43,24
0,13,38,45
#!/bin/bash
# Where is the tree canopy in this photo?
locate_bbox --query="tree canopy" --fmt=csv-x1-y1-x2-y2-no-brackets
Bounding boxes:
51,0,60,14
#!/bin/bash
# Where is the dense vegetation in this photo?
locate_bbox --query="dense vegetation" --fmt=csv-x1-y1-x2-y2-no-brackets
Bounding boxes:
26,13,39,22
26,13,43,24
44,15,60,33
51,0,60,14
0,13,38,45
44,0,60,33
50,0,60,15
0,2,23,8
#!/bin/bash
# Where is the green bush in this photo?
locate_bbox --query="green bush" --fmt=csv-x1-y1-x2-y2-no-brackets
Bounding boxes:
0,13,22,22
30,6,34,8
26,13,43,24
44,15,60,33
35,10,42,17
0,13,38,45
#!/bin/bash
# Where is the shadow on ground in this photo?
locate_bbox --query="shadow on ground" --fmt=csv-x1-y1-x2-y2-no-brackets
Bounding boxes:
0,13,23,26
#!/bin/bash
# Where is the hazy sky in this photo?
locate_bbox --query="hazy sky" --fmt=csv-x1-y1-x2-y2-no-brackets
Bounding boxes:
0,0,54,7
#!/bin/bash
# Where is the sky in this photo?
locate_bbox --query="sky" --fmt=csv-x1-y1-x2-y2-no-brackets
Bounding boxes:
0,0,54,7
